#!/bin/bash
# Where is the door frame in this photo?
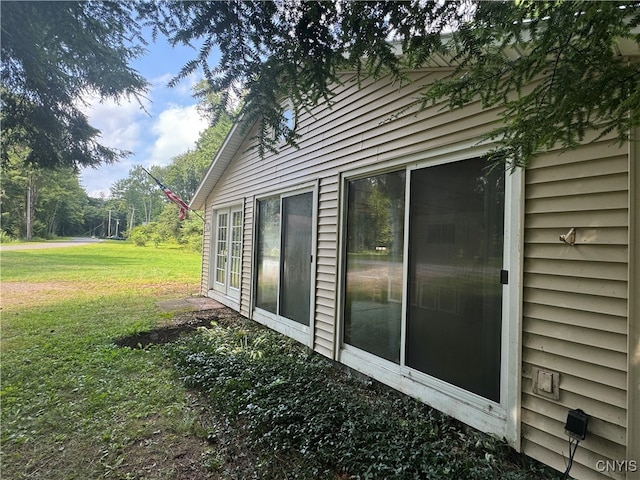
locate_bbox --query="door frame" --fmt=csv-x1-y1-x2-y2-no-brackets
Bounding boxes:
251,183,318,348
208,201,244,311
336,155,524,448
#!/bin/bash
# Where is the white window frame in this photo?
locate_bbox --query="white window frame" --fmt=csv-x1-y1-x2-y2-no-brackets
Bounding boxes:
208,203,243,310
336,155,523,449
251,184,318,348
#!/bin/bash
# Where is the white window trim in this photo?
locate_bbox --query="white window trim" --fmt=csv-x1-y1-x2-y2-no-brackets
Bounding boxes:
336,156,524,448
208,202,244,311
251,183,318,349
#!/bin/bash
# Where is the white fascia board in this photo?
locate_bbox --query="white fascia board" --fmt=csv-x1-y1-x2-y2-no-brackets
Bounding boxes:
190,118,247,211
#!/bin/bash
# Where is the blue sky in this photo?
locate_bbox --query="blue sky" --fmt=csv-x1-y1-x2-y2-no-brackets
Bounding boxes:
79,31,217,198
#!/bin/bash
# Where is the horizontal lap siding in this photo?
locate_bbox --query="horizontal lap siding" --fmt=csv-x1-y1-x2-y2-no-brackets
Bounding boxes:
240,198,253,317
200,205,212,294
204,71,504,358
314,176,339,358
200,70,633,478
522,137,629,479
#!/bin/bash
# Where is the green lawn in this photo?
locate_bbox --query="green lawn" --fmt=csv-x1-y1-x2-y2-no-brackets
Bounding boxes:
0,242,210,480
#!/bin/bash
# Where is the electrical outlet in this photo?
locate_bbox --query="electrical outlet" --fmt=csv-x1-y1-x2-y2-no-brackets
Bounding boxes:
531,368,560,400
565,409,589,440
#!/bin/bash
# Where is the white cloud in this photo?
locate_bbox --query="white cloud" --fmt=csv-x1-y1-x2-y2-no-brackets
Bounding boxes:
80,160,135,199
77,76,208,197
147,105,208,166
81,93,150,153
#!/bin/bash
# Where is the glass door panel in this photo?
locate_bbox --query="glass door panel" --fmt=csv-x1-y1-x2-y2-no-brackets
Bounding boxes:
230,210,243,290
256,197,280,314
344,170,405,363
280,192,313,325
406,159,504,401
215,212,228,285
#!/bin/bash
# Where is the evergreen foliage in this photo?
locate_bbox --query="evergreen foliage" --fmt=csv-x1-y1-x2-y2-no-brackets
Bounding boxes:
421,1,640,166
0,1,148,170
144,0,640,166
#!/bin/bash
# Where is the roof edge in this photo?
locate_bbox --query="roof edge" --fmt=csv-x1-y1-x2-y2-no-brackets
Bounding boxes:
190,118,246,211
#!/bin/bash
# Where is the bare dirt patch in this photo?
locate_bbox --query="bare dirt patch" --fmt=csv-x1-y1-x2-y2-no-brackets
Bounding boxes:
0,281,201,311
0,281,77,310
112,307,260,480
114,304,237,349
114,310,218,348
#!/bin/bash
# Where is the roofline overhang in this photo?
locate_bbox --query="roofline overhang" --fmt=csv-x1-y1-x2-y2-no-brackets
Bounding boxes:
189,117,247,211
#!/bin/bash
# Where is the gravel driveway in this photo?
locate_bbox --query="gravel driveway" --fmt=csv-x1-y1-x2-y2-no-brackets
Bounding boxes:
0,237,104,251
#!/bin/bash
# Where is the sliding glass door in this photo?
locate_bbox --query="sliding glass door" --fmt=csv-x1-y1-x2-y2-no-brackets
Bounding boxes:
406,159,504,402
256,191,313,326
343,158,505,402
343,171,405,363
280,193,313,325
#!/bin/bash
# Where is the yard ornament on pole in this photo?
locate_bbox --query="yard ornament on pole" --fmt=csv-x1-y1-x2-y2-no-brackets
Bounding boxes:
141,167,202,221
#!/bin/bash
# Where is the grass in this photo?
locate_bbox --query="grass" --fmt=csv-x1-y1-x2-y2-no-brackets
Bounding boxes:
1,242,560,480
1,242,208,480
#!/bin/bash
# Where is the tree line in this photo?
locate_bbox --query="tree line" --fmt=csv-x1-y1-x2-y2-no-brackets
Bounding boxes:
0,111,231,246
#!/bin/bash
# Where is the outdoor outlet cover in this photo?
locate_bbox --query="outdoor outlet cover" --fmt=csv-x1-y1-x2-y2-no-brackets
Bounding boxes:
532,368,560,401
538,371,553,393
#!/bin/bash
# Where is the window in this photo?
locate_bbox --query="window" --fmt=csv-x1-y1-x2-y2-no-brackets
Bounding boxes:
255,191,314,331
342,158,506,402
211,206,243,303
344,170,405,363
215,212,228,285
230,210,243,289
256,197,280,313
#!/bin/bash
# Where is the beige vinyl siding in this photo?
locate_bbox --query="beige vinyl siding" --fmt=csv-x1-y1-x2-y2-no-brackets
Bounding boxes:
522,135,629,479
205,72,495,204
201,202,213,295
197,67,636,478
314,175,339,358
628,129,640,480
240,197,253,317
202,70,506,355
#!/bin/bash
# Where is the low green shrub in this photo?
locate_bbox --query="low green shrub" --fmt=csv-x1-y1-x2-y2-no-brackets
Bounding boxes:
168,318,557,480
130,231,146,246
0,230,15,243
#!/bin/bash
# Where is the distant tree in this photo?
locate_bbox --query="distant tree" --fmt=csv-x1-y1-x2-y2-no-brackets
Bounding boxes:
1,1,148,170
37,171,88,237
110,165,159,226
0,148,88,239
144,0,640,166
0,146,35,239
163,112,233,200
83,197,108,238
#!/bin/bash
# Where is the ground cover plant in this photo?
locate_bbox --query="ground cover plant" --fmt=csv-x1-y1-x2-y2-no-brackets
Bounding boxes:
2,241,559,479
168,318,559,480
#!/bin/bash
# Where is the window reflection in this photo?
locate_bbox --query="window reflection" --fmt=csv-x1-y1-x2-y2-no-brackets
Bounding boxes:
344,170,405,363
280,193,313,325
256,197,280,313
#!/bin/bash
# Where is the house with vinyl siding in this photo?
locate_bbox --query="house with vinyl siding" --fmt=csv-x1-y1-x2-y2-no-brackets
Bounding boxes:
190,50,640,479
